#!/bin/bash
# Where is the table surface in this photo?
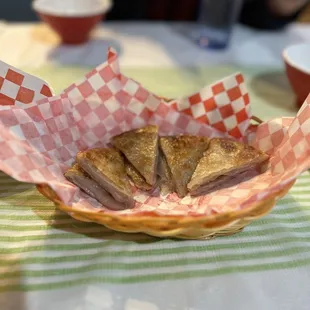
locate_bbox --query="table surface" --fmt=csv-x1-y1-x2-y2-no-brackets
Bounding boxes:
0,22,310,310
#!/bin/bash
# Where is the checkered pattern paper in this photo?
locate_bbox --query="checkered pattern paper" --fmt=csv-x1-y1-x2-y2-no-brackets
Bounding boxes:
271,99,310,176
0,60,53,107
0,48,309,216
171,73,251,139
250,117,293,154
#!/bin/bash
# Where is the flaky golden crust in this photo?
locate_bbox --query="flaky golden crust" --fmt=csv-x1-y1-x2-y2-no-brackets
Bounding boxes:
160,135,210,198
76,148,132,198
188,138,269,193
64,162,133,210
112,125,158,186
64,163,87,178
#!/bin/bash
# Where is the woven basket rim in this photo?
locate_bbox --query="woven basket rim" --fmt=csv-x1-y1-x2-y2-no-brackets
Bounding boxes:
36,180,295,226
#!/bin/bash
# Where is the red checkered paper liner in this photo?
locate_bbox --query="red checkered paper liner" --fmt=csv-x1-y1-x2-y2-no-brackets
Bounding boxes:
0,60,53,106
0,48,309,216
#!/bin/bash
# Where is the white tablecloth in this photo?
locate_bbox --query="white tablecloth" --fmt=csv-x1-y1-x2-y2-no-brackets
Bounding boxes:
0,22,309,68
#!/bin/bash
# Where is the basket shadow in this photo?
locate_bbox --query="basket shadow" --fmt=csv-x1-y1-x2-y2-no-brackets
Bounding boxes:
249,71,297,114
32,206,162,244
47,38,123,67
0,172,34,198
0,267,27,310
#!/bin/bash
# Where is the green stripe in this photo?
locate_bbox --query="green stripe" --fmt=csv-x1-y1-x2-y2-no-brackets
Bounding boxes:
292,182,310,188
0,205,55,211
0,196,51,203
239,225,310,236
290,192,309,196
251,215,310,225
2,257,310,292
0,231,139,242
1,245,310,280
0,219,81,226
272,205,310,214
292,181,310,186
288,189,310,194
0,202,51,209
279,197,310,203
0,214,70,221
1,235,310,258
0,180,31,185
1,213,309,232
296,173,310,178
0,197,51,205
0,188,33,194
0,221,95,231
278,197,309,204
0,180,21,184
0,220,309,243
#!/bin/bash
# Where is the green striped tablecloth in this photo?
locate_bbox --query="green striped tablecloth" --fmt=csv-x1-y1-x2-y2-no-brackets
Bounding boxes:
1,171,310,293
1,65,309,309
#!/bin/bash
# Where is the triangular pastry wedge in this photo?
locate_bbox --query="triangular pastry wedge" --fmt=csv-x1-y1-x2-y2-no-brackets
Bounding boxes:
111,125,159,186
160,135,210,198
65,163,130,210
76,148,134,208
188,138,269,196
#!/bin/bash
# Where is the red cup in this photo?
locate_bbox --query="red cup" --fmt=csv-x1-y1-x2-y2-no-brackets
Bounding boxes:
33,0,112,45
283,43,310,108
38,13,105,45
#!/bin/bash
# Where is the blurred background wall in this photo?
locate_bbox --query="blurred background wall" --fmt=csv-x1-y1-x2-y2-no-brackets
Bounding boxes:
0,0,309,22
0,0,200,21
0,0,38,21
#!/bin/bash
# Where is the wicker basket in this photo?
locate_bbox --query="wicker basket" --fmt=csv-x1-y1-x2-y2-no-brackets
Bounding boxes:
37,180,294,239
36,115,295,239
